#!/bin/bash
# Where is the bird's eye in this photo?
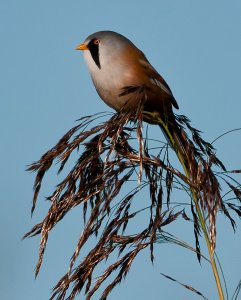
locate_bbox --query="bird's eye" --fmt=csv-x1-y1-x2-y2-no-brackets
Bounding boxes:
94,39,100,45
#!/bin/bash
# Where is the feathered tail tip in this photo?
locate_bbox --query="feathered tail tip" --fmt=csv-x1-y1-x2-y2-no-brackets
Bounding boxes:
157,113,240,252
24,109,241,299
144,110,239,252
173,115,227,252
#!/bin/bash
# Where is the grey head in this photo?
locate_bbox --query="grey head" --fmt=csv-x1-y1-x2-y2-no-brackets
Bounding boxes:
82,31,136,69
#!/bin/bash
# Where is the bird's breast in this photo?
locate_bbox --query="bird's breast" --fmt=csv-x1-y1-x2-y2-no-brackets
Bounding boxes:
85,51,141,111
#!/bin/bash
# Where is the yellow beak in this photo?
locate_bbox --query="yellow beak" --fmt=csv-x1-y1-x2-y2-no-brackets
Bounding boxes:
75,43,88,51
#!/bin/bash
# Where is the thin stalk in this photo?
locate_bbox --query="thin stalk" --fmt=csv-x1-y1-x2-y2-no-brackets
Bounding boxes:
189,187,224,300
146,112,225,300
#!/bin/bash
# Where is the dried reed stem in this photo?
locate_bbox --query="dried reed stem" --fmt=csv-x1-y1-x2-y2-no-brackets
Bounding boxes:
24,110,241,300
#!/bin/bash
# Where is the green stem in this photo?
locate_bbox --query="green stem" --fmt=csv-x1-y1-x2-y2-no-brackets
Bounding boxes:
191,190,224,300
146,112,225,300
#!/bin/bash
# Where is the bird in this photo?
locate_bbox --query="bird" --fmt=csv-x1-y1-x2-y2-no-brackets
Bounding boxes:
76,31,192,171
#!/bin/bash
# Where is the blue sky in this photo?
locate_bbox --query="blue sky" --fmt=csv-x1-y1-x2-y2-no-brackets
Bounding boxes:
1,1,241,299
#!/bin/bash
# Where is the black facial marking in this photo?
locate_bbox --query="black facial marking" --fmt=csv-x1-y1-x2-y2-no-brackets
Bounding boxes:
88,39,101,69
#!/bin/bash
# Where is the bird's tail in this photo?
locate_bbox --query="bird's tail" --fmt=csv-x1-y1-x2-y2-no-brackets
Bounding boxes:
155,113,227,253
158,117,198,177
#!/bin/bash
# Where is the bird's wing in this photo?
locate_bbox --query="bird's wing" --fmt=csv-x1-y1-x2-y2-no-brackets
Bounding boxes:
139,56,179,110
